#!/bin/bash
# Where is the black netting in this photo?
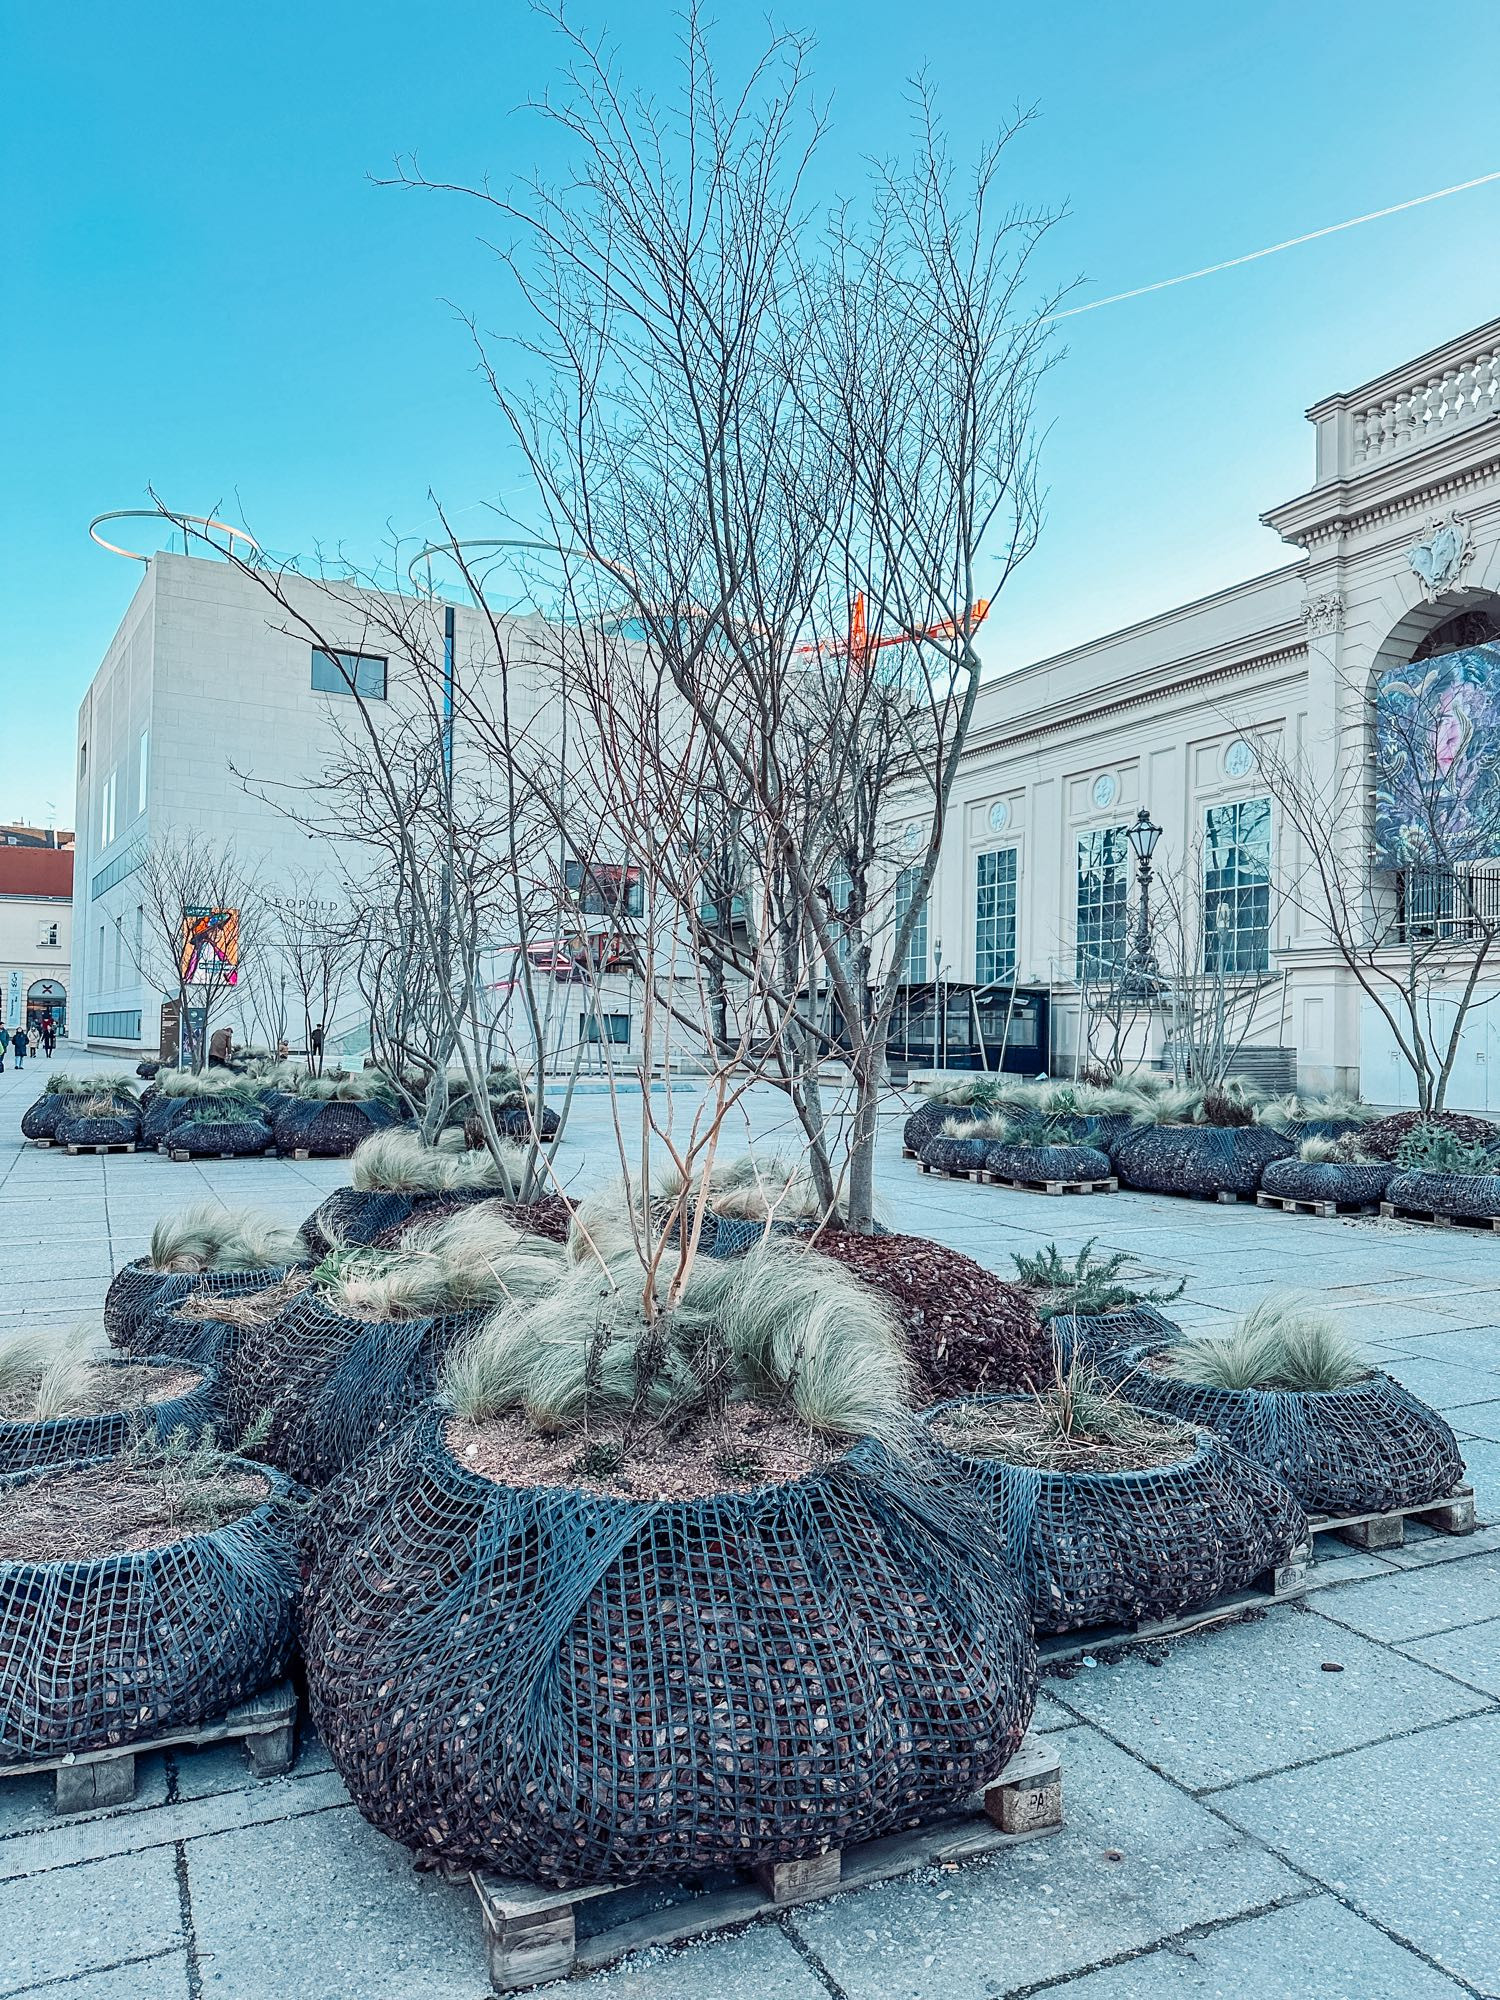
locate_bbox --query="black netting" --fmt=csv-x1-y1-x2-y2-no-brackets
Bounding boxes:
272,1099,401,1158
926,1398,1307,1632
139,1268,310,1368
1111,1125,1293,1197
301,1410,1038,1886
493,1103,562,1141
0,1456,302,1763
1049,1304,1181,1370
56,1112,141,1149
141,1096,194,1148
106,1264,303,1356
1260,1159,1395,1206
982,1143,1111,1183
1385,1168,1500,1220
1105,1343,1465,1514
170,1116,273,1158
225,1291,481,1486
136,1060,161,1079
920,1135,988,1175
299,1186,501,1257
19,1094,74,1141
0,1356,221,1475
903,1102,978,1153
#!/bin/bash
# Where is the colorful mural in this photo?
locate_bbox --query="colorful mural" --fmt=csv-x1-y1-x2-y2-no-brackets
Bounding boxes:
1374,644,1500,863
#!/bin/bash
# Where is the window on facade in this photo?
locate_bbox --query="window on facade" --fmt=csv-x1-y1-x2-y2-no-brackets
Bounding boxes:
1076,828,1130,981
78,741,87,782
311,649,388,700
135,905,144,961
564,858,643,918
581,1011,630,1045
36,921,58,948
827,862,856,972
893,865,929,983
1203,797,1272,972
100,770,117,848
975,847,1018,985
137,729,149,813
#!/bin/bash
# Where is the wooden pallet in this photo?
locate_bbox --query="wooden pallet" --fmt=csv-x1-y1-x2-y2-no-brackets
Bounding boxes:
65,1141,135,1155
1308,1481,1477,1550
1256,1191,1379,1219
25,1137,57,1148
979,1173,1117,1196
168,1149,279,1162
471,1733,1063,1992
917,1161,980,1181
1379,1201,1500,1234
1037,1544,1313,1668
0,1681,297,1814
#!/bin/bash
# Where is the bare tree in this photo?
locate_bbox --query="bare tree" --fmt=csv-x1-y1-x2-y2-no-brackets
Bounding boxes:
264,879,361,1070
119,832,261,1070
397,7,1065,1228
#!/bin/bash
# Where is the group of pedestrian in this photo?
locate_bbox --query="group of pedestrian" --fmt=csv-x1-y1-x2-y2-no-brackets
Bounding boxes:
0,1016,58,1072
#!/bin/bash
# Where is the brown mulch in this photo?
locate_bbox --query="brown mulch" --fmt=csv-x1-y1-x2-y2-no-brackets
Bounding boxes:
1361,1108,1499,1161
446,1399,830,1502
0,1362,201,1423
0,1462,268,1562
813,1228,1047,1401
369,1192,574,1249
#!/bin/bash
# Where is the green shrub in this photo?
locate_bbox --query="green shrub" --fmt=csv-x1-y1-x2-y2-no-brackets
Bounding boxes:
1011,1237,1185,1321
1394,1123,1498,1173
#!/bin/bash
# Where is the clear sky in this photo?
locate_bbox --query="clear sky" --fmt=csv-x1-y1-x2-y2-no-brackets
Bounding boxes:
4,0,1500,827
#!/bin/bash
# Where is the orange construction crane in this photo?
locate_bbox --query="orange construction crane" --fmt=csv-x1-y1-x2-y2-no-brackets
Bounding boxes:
797,591,991,670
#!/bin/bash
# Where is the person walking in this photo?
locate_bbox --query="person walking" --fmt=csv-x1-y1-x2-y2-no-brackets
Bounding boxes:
40,1017,56,1058
0,1027,8,1074
12,1026,29,1070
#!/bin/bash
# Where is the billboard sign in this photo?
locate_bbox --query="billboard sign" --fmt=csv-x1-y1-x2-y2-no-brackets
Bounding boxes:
179,906,240,985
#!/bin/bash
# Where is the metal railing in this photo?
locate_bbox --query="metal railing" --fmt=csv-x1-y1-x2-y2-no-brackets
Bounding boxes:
1391,866,1500,943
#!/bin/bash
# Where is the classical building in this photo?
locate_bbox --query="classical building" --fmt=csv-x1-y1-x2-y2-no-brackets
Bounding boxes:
0,843,72,1039
902,316,1500,1110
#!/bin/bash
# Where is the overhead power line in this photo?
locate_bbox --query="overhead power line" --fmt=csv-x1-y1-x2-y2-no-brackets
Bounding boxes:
1045,169,1500,322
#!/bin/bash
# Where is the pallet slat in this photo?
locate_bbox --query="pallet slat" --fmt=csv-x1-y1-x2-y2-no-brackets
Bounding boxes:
473,1733,1062,1992
1379,1201,1500,1234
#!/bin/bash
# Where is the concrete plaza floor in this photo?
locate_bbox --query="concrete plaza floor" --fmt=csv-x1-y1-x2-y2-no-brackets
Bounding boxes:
1,1048,1498,1998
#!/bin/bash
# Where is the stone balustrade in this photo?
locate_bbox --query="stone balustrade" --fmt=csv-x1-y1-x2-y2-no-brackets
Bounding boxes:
1305,319,1500,485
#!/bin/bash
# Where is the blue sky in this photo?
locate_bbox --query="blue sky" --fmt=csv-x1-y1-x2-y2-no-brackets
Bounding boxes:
4,0,1499,825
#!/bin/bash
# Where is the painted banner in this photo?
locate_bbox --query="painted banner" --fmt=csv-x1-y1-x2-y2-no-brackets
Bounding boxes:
179,906,239,985
1374,643,1500,864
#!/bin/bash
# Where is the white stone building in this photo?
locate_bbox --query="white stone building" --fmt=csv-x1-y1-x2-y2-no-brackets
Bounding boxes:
895,315,1500,1110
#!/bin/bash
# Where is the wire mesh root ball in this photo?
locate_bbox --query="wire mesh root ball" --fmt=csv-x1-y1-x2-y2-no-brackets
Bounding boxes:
300,1410,1039,1888
0,1354,222,1475
925,1396,1307,1632
981,1143,1111,1184
55,1113,140,1149
1385,1168,1500,1221
1110,1125,1293,1198
107,1264,300,1358
271,1099,399,1159
1107,1342,1466,1515
170,1116,272,1158
0,1455,302,1763
902,1102,978,1154
920,1135,989,1175
1259,1159,1395,1207
19,1094,73,1141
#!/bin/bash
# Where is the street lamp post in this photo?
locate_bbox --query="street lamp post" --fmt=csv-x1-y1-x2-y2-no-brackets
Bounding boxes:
1122,808,1163,997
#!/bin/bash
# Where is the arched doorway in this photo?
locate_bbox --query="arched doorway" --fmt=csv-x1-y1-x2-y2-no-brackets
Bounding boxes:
27,979,66,1037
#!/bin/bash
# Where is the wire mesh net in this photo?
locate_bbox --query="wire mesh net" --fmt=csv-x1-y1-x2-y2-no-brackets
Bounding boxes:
170,1116,272,1158
0,1457,302,1763
55,1113,140,1149
1110,1126,1294,1197
925,1397,1307,1632
106,1264,300,1357
271,1100,401,1159
301,1409,1038,1887
0,1356,222,1475
19,1094,73,1141
1105,1342,1466,1515
1385,1169,1500,1220
920,1135,989,1175
1259,1159,1395,1207
982,1143,1111,1184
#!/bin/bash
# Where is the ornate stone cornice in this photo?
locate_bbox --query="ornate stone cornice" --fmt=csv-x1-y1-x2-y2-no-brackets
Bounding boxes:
1302,591,1345,635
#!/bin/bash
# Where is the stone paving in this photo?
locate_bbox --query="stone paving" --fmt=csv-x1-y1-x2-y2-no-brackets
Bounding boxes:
2,1047,1499,1998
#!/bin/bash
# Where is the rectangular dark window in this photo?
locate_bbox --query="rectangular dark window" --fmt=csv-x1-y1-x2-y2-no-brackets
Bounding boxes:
975,848,1018,985
87,1009,142,1039
564,859,643,918
1076,828,1130,981
312,649,388,700
1204,797,1272,972
580,1011,630,1045
894,865,929,983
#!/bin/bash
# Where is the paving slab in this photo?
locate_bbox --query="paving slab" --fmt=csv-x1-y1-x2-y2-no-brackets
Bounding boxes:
1313,1550,1500,1641
0,1846,182,1995
1215,1708,1500,1994
1399,1614,1500,1697
187,1804,479,1999
1449,1399,1500,1442
1047,1605,1489,1791
0,1753,170,1844
530,1925,836,2000
1039,1892,1472,1999
18,1952,192,1999
1378,1355,1500,1412
785,1726,1300,2000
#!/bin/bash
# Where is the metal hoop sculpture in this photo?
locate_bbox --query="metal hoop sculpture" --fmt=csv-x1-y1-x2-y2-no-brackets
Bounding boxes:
88,511,262,564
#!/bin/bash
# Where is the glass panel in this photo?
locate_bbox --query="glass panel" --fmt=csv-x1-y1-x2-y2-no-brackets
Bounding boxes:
1075,827,1129,980
312,649,388,700
1203,797,1271,972
975,848,1017,984
893,865,928,982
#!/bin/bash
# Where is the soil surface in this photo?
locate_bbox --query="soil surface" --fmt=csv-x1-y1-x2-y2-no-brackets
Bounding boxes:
447,1398,831,1501
0,1361,201,1423
932,1397,1197,1474
1362,1107,1499,1160
814,1228,1047,1399
0,1461,268,1561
